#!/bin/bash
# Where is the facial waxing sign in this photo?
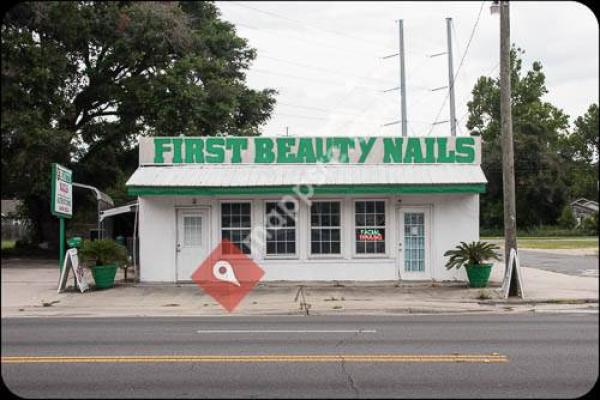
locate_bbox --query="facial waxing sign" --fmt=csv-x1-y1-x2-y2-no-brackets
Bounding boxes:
51,163,73,218
139,136,481,165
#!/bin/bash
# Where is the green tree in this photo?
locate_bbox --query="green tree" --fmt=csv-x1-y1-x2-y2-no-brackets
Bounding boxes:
579,212,598,235
557,205,576,229
2,2,276,246
466,47,571,228
558,103,599,201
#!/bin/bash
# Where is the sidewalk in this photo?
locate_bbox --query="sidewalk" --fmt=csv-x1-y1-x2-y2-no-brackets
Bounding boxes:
1,257,598,317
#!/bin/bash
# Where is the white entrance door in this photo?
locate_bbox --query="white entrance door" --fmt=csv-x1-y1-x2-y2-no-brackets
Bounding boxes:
396,207,431,280
176,208,210,282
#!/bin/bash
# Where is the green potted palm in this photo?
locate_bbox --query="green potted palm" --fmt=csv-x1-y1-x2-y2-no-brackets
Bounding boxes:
79,239,128,289
444,241,501,288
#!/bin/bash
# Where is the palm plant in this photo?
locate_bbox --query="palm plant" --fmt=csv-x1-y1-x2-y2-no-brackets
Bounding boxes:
79,239,128,267
444,241,501,270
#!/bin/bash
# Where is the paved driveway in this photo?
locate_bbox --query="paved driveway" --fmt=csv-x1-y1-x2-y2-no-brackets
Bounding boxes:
503,250,598,277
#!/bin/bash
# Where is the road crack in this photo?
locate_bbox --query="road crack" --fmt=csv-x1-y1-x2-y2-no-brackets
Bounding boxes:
335,330,362,397
339,355,360,397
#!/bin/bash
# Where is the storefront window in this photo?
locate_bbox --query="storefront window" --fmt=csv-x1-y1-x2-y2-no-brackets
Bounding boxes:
355,200,385,254
265,201,296,256
221,202,251,254
311,201,341,255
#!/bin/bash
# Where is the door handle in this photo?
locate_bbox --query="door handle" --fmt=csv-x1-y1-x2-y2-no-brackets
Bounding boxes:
176,243,181,253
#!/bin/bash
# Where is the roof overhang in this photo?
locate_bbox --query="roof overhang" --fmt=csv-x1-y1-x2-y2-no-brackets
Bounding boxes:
126,164,487,196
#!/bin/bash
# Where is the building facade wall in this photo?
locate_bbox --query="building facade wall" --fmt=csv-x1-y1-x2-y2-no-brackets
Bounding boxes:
138,194,478,283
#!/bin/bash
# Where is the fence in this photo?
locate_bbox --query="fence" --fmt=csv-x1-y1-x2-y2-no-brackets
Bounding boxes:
1,219,31,241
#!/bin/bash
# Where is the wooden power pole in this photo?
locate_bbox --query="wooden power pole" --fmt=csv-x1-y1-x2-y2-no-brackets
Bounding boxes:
499,1,518,293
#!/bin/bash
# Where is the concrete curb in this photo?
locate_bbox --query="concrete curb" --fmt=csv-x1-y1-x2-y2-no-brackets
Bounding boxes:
477,298,599,305
3,298,597,318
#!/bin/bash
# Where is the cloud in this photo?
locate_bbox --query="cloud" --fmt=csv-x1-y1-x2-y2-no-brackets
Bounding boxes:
217,1,599,136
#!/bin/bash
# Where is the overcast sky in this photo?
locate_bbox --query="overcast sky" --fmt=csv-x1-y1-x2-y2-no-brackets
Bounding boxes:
216,1,598,137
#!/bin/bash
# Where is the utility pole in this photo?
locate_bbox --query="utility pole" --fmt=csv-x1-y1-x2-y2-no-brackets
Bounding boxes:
497,1,518,291
382,19,408,136
398,19,408,137
446,17,457,136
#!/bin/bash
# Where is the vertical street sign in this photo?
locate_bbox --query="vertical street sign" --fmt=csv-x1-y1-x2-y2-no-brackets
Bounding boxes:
51,163,73,269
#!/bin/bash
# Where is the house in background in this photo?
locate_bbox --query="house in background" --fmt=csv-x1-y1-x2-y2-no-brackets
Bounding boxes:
570,198,599,225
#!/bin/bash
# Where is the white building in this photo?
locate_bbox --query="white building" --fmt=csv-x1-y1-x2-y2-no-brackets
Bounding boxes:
126,135,487,283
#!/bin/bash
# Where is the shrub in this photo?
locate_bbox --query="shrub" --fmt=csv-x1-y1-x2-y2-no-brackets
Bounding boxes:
79,239,128,267
579,212,598,235
444,241,501,270
558,205,577,229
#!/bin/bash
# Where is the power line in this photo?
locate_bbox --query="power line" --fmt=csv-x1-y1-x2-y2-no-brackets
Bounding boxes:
456,61,500,128
277,102,331,113
259,54,397,85
234,21,386,57
427,0,486,135
251,68,381,91
451,19,462,70
278,101,388,117
276,112,329,121
228,1,392,51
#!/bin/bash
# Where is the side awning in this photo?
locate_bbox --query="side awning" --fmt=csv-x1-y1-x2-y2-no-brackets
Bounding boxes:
99,203,138,222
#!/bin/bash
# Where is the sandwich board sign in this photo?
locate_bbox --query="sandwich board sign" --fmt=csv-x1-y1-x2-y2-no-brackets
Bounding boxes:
57,248,89,293
501,248,524,299
51,163,73,218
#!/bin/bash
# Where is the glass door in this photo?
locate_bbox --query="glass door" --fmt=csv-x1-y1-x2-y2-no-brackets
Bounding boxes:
396,207,430,279
176,208,209,281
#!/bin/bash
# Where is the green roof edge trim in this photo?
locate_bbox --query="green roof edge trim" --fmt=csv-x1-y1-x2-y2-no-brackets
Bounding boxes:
127,184,486,196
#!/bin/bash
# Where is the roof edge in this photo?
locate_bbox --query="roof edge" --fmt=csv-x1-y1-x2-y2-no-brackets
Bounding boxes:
128,184,486,196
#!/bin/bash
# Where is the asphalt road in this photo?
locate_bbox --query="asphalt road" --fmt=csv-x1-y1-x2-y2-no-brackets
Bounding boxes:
2,314,598,398
506,250,599,277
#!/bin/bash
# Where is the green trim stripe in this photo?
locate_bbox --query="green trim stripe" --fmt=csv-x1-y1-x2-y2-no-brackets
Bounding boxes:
127,184,486,196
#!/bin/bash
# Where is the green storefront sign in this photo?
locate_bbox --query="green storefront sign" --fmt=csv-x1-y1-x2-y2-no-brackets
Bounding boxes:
139,136,481,165
50,163,73,270
50,163,73,218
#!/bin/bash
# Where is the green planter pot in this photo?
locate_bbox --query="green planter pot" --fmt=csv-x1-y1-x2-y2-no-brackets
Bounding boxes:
465,263,493,288
92,264,118,289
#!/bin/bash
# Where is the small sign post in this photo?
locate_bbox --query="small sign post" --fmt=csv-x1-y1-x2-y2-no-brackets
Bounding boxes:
50,163,73,269
57,248,89,293
501,248,524,299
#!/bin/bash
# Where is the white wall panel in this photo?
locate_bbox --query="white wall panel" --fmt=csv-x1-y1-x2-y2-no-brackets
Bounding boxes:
138,194,479,283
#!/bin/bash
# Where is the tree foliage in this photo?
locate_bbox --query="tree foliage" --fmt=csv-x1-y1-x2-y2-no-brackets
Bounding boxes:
557,103,599,201
580,212,598,235
557,205,577,229
2,1,276,245
466,46,595,229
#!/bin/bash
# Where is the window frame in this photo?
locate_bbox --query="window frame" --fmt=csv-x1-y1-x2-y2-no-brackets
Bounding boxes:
262,199,299,259
308,199,344,258
219,200,253,256
352,199,388,258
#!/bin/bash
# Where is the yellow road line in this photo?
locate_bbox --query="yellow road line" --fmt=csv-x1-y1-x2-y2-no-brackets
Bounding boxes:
1,354,509,364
